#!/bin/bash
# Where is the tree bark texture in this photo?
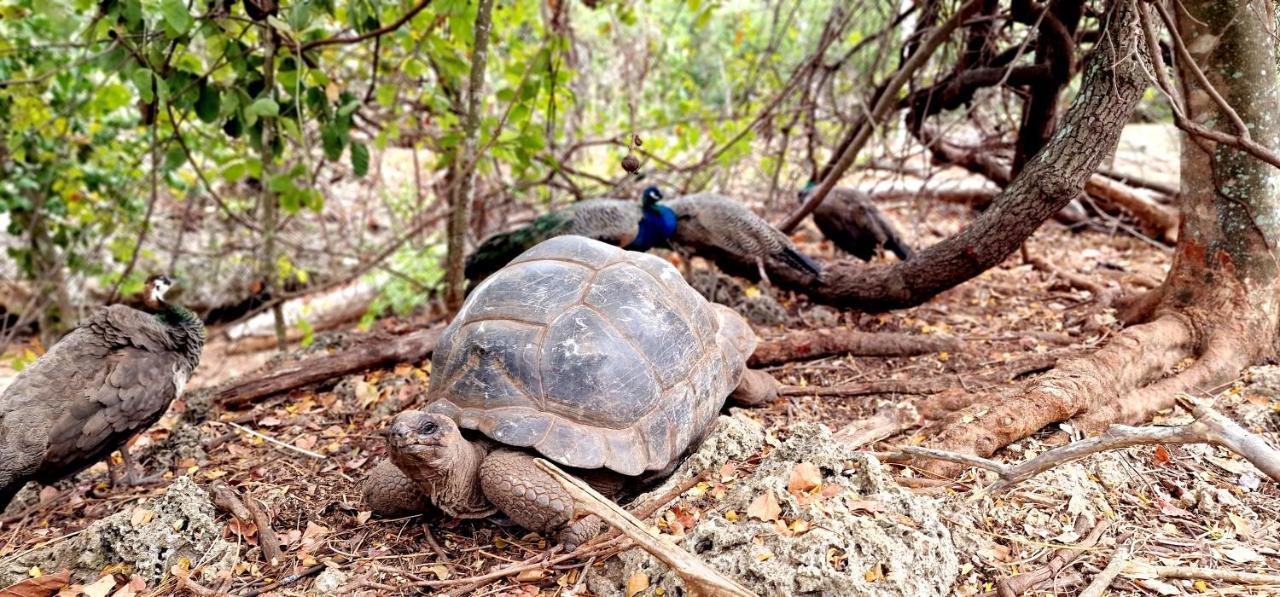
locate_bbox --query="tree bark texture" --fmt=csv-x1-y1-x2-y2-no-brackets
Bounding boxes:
444,0,496,312
924,0,1280,469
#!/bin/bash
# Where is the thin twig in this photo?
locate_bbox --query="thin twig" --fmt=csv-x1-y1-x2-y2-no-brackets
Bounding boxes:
1079,543,1130,597
220,421,327,459
300,0,434,52
1128,565,1280,585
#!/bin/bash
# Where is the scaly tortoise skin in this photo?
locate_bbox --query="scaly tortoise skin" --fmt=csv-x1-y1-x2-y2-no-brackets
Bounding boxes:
364,235,775,548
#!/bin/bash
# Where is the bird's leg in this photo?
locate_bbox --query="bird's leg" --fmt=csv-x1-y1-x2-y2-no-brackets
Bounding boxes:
111,444,164,487
755,257,773,287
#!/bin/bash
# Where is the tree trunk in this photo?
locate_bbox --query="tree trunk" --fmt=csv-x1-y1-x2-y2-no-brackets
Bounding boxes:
925,0,1280,468
444,0,496,312
259,32,287,351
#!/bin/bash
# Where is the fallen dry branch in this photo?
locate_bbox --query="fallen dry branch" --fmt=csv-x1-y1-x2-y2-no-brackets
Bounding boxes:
415,471,708,595
215,326,442,408
535,459,756,597
995,518,1111,597
1022,249,1113,303
210,481,284,566
782,353,1060,398
1084,175,1178,243
1126,564,1280,585
1079,542,1131,597
886,396,1280,491
985,395,1280,492
833,403,923,448
750,329,962,367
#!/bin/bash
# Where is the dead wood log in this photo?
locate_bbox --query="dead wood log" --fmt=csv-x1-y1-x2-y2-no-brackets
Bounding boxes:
215,326,442,408
1084,175,1178,243
750,329,962,367
781,353,1060,399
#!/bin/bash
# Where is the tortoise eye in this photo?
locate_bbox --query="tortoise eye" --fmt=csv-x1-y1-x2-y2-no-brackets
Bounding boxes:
421,421,439,435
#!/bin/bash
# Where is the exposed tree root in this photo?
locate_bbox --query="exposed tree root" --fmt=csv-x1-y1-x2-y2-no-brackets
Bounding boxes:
749,329,962,367
833,402,923,448
924,314,1202,469
892,395,1280,488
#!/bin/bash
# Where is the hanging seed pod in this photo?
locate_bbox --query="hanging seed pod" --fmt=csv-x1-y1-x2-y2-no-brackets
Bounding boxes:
632,133,643,148
621,153,641,174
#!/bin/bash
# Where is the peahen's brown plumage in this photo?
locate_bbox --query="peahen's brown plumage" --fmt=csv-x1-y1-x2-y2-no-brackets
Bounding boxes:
666,193,822,282
0,276,204,510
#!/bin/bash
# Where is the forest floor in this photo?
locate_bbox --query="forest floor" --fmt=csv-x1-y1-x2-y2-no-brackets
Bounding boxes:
2,124,1278,595
2,195,1278,596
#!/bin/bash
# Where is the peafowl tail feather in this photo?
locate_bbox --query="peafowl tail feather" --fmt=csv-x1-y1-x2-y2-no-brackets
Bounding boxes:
779,247,823,278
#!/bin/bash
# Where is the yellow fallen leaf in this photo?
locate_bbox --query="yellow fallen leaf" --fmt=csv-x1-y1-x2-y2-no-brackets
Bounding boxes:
1193,579,1208,592
626,572,649,597
724,510,739,522
865,563,884,582
422,564,450,580
756,550,773,562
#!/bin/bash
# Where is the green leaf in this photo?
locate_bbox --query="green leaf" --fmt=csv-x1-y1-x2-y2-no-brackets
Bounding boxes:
160,0,193,36
247,98,279,117
195,83,221,123
164,144,186,171
350,142,369,177
321,124,346,161
130,68,155,103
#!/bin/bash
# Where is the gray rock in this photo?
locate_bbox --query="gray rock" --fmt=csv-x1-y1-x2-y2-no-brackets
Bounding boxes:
589,421,958,596
313,567,348,593
0,477,238,586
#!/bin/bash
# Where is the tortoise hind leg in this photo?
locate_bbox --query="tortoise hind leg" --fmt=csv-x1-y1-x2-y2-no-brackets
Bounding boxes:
479,449,602,550
728,369,781,407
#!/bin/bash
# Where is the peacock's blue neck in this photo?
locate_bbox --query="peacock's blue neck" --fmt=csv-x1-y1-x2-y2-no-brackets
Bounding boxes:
628,204,677,251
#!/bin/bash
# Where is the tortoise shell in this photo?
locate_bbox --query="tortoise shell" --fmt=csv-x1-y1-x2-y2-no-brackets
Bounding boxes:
426,235,756,476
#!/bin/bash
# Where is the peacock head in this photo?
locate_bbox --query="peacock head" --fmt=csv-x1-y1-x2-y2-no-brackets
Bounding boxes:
797,180,818,203
642,186,664,208
143,274,177,309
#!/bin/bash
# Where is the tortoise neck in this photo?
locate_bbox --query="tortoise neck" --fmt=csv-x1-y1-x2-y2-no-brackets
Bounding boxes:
396,436,493,518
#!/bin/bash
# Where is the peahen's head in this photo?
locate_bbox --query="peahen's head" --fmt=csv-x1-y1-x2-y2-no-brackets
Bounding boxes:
143,274,177,309
642,186,664,208
797,180,818,203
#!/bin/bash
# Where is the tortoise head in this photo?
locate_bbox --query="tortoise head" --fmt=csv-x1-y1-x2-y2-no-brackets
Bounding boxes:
385,411,465,475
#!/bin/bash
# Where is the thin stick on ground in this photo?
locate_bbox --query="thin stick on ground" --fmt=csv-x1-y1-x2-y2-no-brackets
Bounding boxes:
885,395,1280,491
1126,565,1280,585
535,458,756,597
209,481,285,566
995,518,1111,597
1079,543,1130,597
220,421,327,460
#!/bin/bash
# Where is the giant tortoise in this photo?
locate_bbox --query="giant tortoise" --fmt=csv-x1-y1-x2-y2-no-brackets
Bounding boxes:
363,235,778,547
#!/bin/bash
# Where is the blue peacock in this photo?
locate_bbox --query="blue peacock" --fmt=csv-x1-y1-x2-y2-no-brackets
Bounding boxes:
464,187,821,285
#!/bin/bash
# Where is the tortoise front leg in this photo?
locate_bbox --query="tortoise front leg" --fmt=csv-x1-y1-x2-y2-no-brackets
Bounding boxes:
363,458,431,515
479,449,602,550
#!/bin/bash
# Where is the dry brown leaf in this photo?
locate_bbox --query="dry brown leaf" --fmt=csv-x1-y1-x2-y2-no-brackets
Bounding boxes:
1152,444,1171,466
80,575,117,597
0,571,71,597
746,490,781,522
864,563,884,582
626,572,649,597
787,463,822,495
421,564,450,580
718,463,737,483
847,500,885,514
129,508,154,528
514,569,545,582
